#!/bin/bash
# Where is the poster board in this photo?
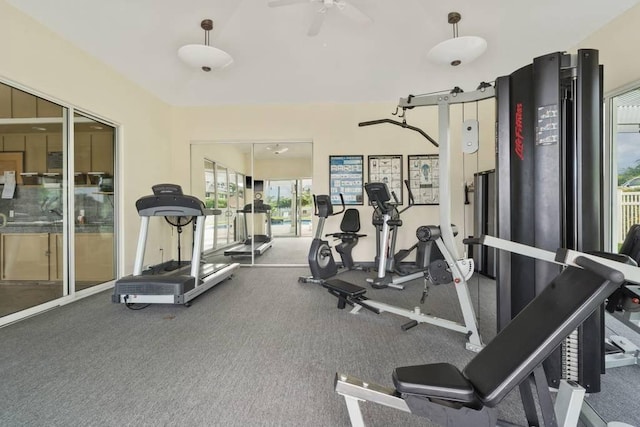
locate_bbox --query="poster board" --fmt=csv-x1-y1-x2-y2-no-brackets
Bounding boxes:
329,155,363,205
407,154,439,205
368,155,403,204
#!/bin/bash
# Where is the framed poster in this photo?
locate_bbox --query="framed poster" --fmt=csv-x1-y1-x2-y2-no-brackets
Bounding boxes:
329,155,364,205
368,155,403,204
408,154,439,205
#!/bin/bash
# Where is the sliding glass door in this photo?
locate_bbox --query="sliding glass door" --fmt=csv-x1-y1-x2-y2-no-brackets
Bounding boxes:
0,80,117,323
265,178,312,238
612,86,640,249
202,158,245,252
73,113,116,291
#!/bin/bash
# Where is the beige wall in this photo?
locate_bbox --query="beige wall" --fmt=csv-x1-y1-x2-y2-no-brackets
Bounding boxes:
253,156,312,180
173,100,496,261
574,3,640,93
0,0,174,273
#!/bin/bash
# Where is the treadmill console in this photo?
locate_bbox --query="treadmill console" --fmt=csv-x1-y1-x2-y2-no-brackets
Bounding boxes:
152,183,183,195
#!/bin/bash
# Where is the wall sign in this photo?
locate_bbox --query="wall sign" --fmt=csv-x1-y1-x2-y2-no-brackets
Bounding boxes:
368,155,403,205
329,155,363,205
408,154,439,205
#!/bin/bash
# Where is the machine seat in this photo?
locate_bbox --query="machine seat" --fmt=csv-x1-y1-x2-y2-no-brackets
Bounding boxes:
327,209,367,241
340,208,362,233
323,279,366,297
393,363,476,403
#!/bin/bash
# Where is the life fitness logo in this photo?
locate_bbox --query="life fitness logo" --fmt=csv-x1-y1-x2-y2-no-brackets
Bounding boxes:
514,102,524,160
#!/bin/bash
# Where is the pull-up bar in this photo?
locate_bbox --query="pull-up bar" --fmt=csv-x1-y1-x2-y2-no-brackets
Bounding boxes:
358,119,439,148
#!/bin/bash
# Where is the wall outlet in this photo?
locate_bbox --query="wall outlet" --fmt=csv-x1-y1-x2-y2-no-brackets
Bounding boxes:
9,210,14,218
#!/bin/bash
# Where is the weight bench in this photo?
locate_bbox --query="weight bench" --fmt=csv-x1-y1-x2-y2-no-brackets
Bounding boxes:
323,279,373,311
334,256,625,427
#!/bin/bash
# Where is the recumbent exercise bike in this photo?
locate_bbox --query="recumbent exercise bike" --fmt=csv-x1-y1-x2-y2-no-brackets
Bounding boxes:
299,194,366,284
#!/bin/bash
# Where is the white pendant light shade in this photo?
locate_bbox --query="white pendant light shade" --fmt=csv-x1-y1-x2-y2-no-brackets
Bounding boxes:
178,44,233,70
178,19,233,72
265,144,289,154
427,36,487,66
428,12,487,67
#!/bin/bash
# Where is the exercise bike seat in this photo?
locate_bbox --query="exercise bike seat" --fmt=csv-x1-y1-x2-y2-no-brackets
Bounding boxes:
326,208,367,240
340,208,362,233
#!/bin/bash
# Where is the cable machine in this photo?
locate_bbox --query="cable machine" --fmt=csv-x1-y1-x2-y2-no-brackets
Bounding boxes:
323,86,494,351
495,49,604,392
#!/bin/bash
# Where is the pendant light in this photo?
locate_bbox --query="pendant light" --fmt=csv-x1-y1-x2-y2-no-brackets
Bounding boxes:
178,19,233,72
427,12,487,67
265,144,289,155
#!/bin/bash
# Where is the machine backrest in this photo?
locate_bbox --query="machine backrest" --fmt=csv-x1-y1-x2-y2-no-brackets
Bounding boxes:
620,224,640,263
341,209,361,233
463,257,624,407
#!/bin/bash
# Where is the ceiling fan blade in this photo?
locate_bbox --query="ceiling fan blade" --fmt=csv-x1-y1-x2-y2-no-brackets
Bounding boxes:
268,0,309,7
338,2,373,24
307,9,327,36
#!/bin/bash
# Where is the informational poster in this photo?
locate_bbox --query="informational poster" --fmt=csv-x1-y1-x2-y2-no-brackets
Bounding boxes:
408,154,439,205
368,155,403,205
329,155,363,205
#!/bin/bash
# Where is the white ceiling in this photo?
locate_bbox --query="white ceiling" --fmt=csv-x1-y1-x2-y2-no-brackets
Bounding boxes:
6,0,640,107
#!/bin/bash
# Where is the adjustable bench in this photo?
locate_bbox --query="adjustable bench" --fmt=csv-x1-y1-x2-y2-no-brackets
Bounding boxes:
334,256,625,427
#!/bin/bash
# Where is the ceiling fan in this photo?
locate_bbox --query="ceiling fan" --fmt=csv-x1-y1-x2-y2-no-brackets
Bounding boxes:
268,0,372,37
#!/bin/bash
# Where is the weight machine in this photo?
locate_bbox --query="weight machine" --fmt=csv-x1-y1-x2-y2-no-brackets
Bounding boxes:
323,86,494,351
332,48,637,426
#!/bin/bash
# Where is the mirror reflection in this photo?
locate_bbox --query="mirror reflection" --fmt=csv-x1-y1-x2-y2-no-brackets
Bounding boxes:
191,142,313,266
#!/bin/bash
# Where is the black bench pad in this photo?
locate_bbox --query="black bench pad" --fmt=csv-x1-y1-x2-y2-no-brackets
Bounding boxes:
323,279,366,296
393,363,476,403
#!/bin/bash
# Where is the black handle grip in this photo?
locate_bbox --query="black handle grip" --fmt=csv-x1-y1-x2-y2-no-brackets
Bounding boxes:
463,237,483,245
357,118,438,148
359,120,388,127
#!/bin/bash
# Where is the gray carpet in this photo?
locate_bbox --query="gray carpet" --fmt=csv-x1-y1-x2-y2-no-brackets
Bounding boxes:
0,267,638,426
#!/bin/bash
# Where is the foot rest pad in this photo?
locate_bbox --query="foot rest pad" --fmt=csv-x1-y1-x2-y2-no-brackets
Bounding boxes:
323,279,366,297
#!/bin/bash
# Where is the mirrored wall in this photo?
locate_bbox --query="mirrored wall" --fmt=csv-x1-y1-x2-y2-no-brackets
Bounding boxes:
190,141,312,266
0,80,117,322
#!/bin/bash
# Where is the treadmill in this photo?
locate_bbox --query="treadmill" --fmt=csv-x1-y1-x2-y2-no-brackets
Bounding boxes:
224,199,273,257
112,184,240,306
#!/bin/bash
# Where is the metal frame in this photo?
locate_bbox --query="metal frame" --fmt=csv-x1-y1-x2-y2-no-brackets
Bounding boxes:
115,208,239,306
336,88,493,350
341,88,496,350
335,372,585,427
379,87,496,349
365,201,424,290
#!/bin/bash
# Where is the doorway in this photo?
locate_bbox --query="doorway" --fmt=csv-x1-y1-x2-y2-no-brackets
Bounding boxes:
265,178,312,238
